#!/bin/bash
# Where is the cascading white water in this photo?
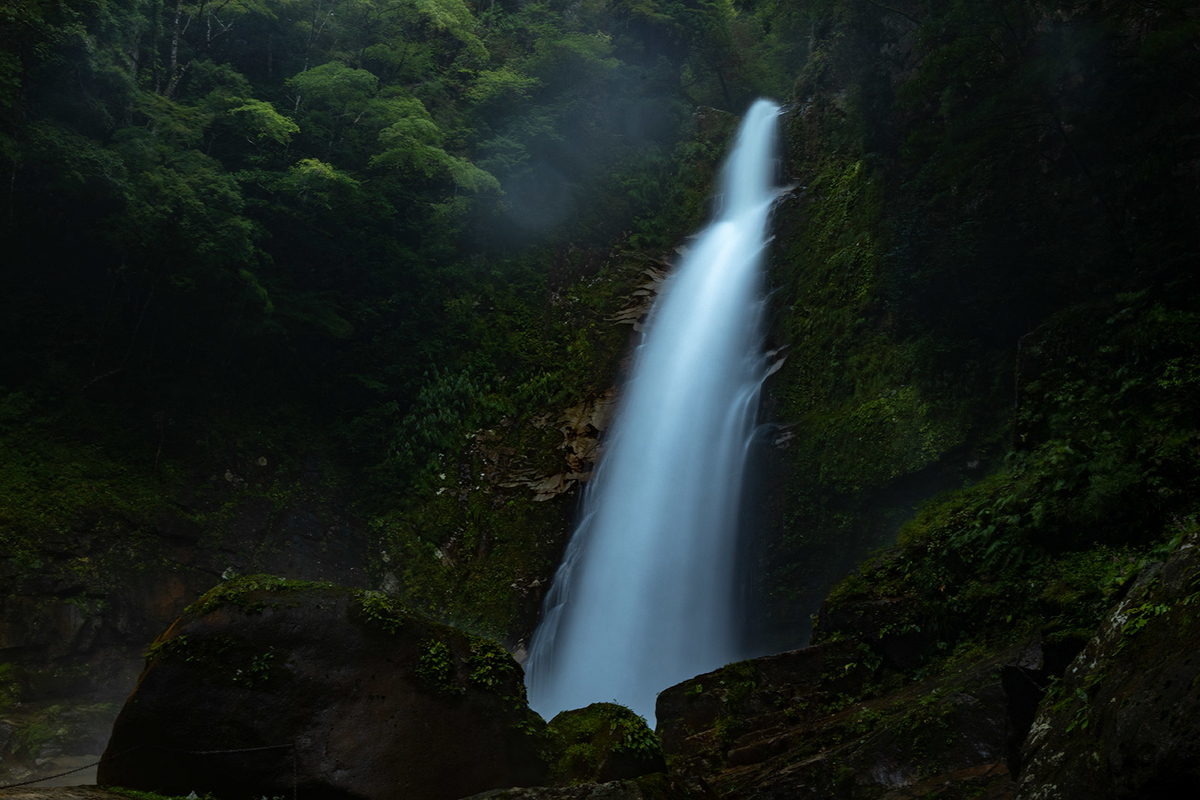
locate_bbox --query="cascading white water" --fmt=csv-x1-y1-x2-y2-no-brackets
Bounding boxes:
525,99,783,724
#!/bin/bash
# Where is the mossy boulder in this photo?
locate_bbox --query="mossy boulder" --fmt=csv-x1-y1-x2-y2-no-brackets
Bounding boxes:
97,576,549,800
544,703,665,786
0,470,372,787
1018,533,1200,799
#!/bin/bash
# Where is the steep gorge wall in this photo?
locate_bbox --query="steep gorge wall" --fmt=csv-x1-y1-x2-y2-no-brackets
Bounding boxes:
754,0,1200,652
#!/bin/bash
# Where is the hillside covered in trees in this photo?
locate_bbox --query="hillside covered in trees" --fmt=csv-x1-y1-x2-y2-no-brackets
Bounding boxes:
2,0,1199,796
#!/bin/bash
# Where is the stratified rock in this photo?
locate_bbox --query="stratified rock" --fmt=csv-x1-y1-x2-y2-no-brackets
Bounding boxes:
655,640,1026,799
97,576,548,800
1017,533,1200,799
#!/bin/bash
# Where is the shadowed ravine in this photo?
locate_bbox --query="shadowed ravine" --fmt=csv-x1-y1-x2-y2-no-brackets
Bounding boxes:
526,100,784,724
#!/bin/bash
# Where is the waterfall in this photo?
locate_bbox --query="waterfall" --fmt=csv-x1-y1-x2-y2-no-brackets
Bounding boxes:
525,100,783,724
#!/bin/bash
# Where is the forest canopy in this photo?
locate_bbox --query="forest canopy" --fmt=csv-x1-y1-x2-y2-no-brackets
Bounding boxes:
0,0,812,498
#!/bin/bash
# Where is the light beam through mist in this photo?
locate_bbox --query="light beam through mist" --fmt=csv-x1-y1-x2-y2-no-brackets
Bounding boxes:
525,99,784,724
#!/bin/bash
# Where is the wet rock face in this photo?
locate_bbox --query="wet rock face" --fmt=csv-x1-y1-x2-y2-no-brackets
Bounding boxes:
97,577,548,800
1018,534,1200,800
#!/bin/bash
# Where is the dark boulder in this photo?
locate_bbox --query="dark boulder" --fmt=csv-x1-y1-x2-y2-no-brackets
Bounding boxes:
97,576,549,800
1017,533,1200,799
0,491,372,787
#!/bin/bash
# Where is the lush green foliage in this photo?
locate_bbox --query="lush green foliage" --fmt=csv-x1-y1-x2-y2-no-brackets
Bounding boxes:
757,0,1200,650
1,2,1198,772
0,0,788,653
819,289,1200,660
0,0,785,484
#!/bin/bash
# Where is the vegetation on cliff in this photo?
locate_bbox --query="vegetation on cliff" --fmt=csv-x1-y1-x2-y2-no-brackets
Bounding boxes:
1,0,1199,793
0,0,790,651
757,0,1200,659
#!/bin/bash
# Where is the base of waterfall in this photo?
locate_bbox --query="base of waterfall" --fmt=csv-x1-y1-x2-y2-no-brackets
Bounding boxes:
83,549,1200,800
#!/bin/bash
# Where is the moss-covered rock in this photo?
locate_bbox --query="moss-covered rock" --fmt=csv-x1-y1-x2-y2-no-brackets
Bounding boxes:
1018,533,1200,799
544,703,665,786
655,636,1048,799
98,576,549,800
0,445,372,787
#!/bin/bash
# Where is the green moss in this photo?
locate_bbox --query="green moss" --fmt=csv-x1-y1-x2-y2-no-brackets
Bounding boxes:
757,0,1200,648
373,469,568,643
354,590,415,635
713,659,759,707
13,716,57,759
817,367,1195,672
817,286,1200,661
466,635,517,690
711,715,738,746
545,702,663,786
0,387,176,597
556,742,601,783
0,663,21,712
186,574,337,619
145,634,276,689
759,142,992,640
0,390,167,543
414,639,461,696
810,385,968,493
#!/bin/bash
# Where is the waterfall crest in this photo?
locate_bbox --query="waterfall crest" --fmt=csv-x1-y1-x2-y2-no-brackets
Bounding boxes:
526,100,783,724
